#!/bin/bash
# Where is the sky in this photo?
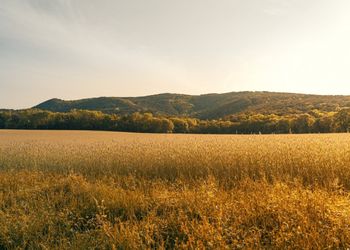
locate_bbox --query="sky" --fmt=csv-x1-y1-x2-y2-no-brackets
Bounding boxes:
1,0,350,109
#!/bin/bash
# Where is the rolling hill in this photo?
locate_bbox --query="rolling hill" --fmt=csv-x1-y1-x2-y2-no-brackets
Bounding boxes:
34,91,350,119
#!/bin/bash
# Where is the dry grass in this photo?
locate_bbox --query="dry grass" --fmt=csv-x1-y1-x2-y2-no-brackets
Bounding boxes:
1,130,350,249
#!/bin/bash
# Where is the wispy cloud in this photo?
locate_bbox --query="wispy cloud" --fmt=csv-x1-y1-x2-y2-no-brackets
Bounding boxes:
1,0,350,108
262,0,293,16
263,7,285,16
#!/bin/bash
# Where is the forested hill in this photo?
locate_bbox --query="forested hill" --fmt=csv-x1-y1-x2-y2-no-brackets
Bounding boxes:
35,92,350,119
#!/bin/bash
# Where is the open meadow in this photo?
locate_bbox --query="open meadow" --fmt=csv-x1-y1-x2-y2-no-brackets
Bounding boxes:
1,130,350,249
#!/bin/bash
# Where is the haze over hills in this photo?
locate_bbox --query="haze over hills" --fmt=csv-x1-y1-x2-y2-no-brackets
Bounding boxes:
34,91,350,119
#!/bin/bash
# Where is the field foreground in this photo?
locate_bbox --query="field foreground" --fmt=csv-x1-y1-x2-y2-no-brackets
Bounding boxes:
1,130,350,249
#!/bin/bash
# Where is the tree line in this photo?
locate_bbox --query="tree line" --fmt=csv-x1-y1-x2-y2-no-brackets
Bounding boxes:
1,109,350,134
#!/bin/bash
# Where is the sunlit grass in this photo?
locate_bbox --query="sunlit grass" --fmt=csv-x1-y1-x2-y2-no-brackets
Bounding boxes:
1,130,350,249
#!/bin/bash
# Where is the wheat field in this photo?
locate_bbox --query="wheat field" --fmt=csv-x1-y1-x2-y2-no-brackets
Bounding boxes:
1,130,350,249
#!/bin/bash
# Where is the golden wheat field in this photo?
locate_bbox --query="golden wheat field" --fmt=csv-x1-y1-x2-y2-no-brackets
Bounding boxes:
1,130,350,249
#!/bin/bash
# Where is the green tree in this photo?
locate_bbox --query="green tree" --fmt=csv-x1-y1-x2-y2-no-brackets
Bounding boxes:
333,109,350,132
170,118,189,133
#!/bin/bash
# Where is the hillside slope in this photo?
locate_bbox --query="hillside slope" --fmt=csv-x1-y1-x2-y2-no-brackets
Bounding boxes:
35,91,350,119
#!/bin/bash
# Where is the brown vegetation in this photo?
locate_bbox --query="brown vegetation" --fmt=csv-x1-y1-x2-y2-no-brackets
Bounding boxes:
1,130,350,249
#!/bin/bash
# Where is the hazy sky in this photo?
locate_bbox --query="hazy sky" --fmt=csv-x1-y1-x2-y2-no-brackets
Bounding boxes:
1,0,350,108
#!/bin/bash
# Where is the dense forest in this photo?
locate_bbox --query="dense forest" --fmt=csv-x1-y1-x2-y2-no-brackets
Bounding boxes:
4,92,350,134
35,91,350,119
1,108,350,134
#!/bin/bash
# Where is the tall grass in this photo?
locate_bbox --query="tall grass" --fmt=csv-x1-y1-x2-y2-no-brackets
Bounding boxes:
1,130,350,249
